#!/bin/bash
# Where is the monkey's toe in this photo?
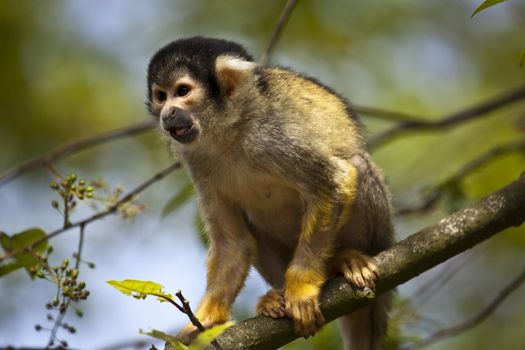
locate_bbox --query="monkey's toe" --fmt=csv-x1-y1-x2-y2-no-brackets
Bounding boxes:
257,289,286,319
337,249,378,289
284,292,324,338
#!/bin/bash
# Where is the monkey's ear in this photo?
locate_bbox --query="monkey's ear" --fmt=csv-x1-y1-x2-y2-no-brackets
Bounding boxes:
215,55,256,98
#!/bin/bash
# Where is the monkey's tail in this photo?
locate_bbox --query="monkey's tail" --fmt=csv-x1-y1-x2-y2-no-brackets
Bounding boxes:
337,291,393,350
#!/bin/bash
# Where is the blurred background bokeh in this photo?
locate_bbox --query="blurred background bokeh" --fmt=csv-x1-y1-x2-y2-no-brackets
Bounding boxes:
0,0,524,349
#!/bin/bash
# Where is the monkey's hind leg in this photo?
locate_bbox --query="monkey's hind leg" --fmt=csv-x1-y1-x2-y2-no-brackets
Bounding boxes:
335,249,378,289
256,288,286,318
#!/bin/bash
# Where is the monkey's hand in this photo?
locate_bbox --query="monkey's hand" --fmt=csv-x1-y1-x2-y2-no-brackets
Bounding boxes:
336,249,378,289
257,289,286,318
283,268,325,338
284,286,324,337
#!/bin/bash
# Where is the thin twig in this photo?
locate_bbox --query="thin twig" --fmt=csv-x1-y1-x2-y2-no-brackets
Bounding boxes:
404,266,525,350
260,0,299,65
369,85,525,149
175,291,224,350
74,223,86,270
47,301,69,348
0,120,155,186
175,291,206,332
395,139,525,216
45,162,64,182
47,223,87,348
412,252,477,307
450,139,525,181
0,162,181,263
152,293,185,314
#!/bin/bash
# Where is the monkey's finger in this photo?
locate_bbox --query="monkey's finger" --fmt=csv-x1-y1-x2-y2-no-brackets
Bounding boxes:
350,263,366,288
367,260,379,274
271,306,286,318
360,266,376,287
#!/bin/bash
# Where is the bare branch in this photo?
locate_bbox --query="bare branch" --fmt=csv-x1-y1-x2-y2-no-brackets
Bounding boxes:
175,291,206,332
168,172,525,350
412,252,477,307
352,104,429,123
0,120,155,186
260,0,299,66
395,138,525,216
0,162,181,263
369,85,525,149
404,266,525,350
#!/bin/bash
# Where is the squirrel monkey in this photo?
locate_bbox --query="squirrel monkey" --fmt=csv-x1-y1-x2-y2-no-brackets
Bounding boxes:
147,37,394,350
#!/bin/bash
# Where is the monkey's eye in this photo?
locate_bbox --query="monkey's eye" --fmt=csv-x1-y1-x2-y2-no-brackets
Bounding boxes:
176,84,191,97
155,90,167,102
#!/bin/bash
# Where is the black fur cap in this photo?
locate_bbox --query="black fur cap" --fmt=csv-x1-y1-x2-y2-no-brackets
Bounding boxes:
147,36,254,102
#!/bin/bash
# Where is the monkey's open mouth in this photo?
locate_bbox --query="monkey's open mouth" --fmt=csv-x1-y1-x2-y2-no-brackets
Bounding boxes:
167,122,198,144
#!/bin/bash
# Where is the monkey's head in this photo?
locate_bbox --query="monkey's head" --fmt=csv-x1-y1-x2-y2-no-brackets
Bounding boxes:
147,36,259,146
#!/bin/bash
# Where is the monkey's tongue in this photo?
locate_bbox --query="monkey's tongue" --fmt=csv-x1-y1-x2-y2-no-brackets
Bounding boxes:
175,126,190,136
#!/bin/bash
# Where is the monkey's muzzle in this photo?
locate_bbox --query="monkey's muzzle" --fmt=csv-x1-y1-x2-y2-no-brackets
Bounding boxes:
162,108,199,144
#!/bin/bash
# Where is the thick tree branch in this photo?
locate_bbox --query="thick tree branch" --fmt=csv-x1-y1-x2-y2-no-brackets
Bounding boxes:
168,172,525,350
0,120,155,186
369,85,525,149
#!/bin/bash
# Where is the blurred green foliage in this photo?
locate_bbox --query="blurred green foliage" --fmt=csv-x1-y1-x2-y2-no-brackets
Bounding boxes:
0,0,524,349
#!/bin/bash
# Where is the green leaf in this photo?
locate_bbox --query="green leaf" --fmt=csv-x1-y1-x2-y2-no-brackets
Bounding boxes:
0,261,23,277
106,279,173,301
0,228,48,277
472,0,508,17
189,322,233,350
161,182,194,218
520,48,525,68
140,329,187,350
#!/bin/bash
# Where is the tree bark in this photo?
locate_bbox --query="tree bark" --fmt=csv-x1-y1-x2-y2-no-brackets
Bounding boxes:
166,172,525,350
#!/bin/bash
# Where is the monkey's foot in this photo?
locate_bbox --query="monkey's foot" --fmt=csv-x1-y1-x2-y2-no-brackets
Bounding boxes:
336,249,378,289
284,290,325,338
176,306,230,345
257,289,286,318
177,323,201,345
